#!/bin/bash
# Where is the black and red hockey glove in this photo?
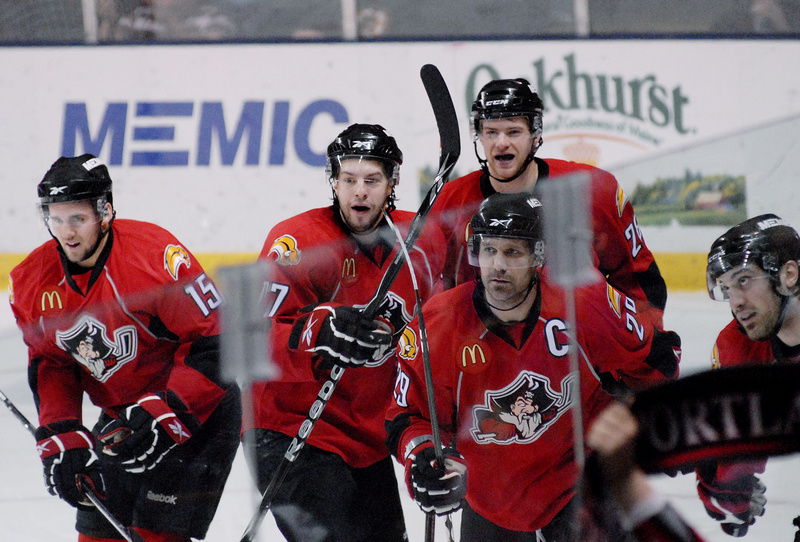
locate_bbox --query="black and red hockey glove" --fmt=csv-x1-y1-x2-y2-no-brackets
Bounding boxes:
36,422,105,508
697,463,766,537
294,304,393,370
405,441,467,516
99,391,199,473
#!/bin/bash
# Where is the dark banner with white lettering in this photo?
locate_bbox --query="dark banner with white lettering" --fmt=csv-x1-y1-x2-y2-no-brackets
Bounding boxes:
633,364,800,473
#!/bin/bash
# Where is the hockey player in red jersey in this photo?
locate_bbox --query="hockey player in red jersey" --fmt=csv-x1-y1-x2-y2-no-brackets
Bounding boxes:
386,192,681,541
244,124,445,541
430,78,667,324
9,155,241,542
696,214,800,537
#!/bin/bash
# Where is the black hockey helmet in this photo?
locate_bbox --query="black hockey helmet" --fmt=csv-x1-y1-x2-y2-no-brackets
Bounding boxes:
468,192,545,269
326,123,403,183
471,78,544,141
38,154,113,212
706,214,800,301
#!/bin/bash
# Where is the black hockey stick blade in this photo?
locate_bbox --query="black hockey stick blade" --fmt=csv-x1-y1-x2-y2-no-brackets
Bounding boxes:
361,63,460,318
239,65,460,542
420,63,460,165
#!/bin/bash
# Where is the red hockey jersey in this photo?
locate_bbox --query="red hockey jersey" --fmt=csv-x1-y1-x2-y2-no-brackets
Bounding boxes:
249,206,445,468
387,271,680,532
699,319,777,496
9,219,227,428
430,160,667,321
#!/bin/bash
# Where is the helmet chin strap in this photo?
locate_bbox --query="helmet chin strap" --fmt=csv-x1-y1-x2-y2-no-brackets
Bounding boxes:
771,284,799,336
473,139,539,185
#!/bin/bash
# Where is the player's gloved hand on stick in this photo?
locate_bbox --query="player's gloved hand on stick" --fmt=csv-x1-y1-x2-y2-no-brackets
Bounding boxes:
99,391,199,473
405,442,467,516
36,422,106,508
697,463,766,537
298,304,393,370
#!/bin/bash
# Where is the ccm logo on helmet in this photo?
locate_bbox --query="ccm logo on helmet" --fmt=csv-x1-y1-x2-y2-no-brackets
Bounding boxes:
485,99,509,106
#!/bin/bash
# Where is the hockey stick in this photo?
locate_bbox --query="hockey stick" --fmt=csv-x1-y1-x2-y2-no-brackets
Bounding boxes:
385,213,459,542
0,387,35,436
0,386,134,542
239,63,460,542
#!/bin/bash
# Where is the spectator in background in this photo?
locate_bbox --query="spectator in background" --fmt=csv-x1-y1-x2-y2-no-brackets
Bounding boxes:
712,0,800,33
97,0,236,41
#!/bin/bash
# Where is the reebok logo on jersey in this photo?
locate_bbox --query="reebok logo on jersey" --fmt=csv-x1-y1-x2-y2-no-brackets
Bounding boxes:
146,491,177,505
164,244,191,281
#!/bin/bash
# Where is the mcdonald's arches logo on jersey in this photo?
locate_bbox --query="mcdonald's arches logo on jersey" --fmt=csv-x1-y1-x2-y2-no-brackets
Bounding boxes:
398,328,417,361
342,258,356,279
268,235,302,266
460,343,490,374
41,290,63,312
164,244,191,281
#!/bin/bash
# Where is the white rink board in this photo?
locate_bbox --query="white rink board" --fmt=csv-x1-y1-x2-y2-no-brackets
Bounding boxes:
0,41,800,255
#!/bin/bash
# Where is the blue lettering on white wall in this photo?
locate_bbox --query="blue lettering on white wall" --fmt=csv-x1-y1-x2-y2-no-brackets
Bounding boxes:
61,99,349,167
197,101,264,166
132,102,193,166
294,100,348,167
62,103,127,165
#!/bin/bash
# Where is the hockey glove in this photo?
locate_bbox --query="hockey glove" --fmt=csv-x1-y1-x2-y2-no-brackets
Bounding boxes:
36,423,105,508
99,391,199,473
298,304,392,370
405,442,467,516
697,464,766,537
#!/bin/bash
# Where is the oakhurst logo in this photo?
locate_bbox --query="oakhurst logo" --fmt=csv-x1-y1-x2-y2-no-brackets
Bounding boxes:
467,53,693,149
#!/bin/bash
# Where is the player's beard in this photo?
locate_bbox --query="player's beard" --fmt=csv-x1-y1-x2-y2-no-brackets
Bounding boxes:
340,204,383,234
737,305,781,341
59,226,104,266
62,238,98,264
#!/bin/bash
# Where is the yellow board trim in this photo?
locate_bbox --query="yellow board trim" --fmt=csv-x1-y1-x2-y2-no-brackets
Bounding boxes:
0,252,708,292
